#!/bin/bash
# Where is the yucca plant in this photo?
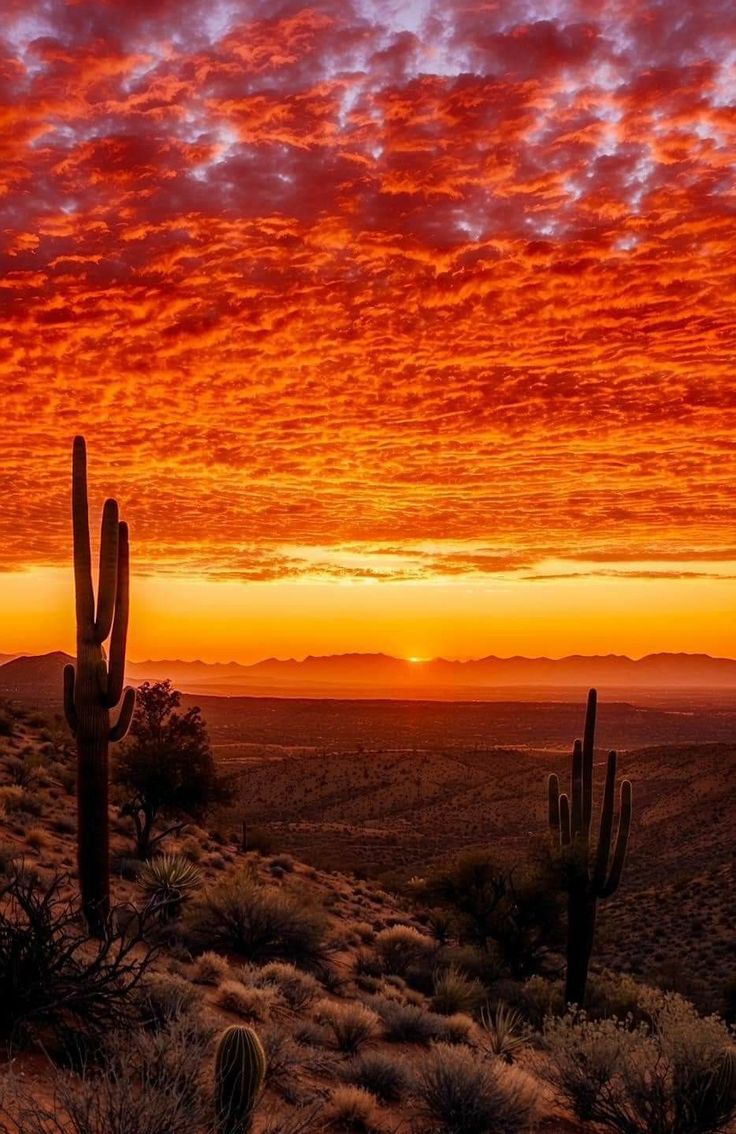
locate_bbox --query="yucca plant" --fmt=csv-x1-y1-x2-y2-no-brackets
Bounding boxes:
139,854,202,921
480,1002,527,1063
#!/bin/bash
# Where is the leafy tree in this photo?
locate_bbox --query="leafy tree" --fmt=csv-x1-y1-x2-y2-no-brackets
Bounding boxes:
114,680,229,858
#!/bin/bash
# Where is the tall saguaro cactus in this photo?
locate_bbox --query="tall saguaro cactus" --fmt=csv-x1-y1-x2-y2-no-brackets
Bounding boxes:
548,689,633,1007
63,436,135,932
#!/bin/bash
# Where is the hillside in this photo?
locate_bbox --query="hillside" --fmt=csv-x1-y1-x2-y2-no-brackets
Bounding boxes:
0,700,591,1133
0,700,735,1132
225,736,736,1008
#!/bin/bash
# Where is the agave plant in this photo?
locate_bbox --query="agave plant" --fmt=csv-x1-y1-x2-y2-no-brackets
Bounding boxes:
139,853,203,921
480,1002,528,1063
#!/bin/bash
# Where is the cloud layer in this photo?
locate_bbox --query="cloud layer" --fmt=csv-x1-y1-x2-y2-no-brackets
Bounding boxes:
2,0,735,583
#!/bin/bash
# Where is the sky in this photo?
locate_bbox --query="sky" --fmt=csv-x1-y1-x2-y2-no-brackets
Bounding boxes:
1,0,736,663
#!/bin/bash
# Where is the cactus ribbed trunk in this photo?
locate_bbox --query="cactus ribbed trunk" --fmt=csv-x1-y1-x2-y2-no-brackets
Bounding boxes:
64,437,135,934
75,657,110,930
566,886,597,1009
548,688,633,1007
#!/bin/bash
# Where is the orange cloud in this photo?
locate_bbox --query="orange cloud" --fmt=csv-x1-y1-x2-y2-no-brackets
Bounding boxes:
0,0,735,606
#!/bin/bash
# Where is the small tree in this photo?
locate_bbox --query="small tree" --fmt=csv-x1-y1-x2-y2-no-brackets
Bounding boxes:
114,680,229,858
417,849,563,978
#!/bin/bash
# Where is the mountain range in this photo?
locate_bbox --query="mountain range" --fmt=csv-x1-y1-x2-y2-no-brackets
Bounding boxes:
2,649,736,700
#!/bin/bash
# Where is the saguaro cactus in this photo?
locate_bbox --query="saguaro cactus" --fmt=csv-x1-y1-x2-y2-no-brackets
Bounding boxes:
214,1025,267,1134
63,436,135,932
548,688,632,1006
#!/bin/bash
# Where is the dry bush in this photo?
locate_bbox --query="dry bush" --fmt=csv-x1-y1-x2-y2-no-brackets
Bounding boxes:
259,1023,305,1103
140,972,201,1027
415,1043,539,1134
431,964,484,1015
0,868,155,1050
321,1085,383,1132
191,950,230,985
24,826,49,851
258,962,320,1010
543,992,736,1134
189,868,328,969
373,924,435,977
363,994,440,1045
434,1013,475,1046
314,999,380,1053
216,979,276,1021
0,1015,212,1134
341,1050,410,1103
0,787,28,815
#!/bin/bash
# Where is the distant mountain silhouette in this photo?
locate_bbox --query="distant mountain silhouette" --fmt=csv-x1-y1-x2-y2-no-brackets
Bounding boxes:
0,651,73,692
3,649,736,701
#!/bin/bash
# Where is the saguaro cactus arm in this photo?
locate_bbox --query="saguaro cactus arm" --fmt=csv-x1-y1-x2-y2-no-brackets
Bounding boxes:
95,498,119,642
598,778,632,898
106,520,130,708
72,436,95,631
110,687,136,742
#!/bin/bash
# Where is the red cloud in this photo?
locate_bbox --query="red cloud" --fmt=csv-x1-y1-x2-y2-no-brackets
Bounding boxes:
0,0,735,581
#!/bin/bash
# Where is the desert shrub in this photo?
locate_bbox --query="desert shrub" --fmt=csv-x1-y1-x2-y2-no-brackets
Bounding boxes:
480,1003,528,1063
432,964,484,1015
0,709,13,737
342,1049,411,1102
0,843,20,875
0,868,155,1050
139,972,201,1027
322,1085,382,1131
425,907,457,944
269,853,295,873
373,924,435,977
178,836,204,863
24,826,49,851
585,971,648,1023
315,999,379,1053
514,974,564,1027
434,1012,475,1046
216,979,276,1021
189,868,328,969
354,947,382,979
258,1024,304,1102
364,994,440,1045
543,992,736,1134
258,962,320,1010
5,755,41,789
191,949,230,985
0,1014,212,1134
139,854,202,921
293,1018,331,1047
353,922,375,944
0,786,28,814
415,1042,539,1133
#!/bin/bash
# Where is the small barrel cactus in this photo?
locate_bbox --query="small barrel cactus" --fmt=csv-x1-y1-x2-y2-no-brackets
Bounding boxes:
214,1024,267,1134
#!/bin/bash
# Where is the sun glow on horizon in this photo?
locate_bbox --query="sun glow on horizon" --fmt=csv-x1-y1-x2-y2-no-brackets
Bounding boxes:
1,1,736,659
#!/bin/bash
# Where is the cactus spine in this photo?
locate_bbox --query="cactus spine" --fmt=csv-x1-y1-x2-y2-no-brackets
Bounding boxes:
214,1025,267,1134
63,436,135,933
548,688,632,1007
